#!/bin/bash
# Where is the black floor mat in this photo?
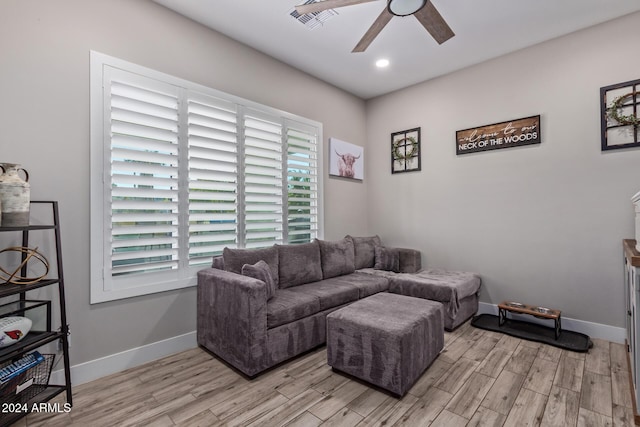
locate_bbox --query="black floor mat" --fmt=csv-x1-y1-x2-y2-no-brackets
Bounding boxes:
471,313,593,352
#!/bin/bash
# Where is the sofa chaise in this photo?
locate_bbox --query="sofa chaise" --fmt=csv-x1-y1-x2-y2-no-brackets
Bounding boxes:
197,235,481,377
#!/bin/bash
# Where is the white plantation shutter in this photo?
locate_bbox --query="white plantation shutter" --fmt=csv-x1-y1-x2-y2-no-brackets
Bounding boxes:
243,110,284,248
91,52,322,303
286,121,319,244
106,69,181,279
187,93,239,265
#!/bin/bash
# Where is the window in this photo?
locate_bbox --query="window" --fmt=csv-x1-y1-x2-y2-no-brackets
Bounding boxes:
90,52,323,303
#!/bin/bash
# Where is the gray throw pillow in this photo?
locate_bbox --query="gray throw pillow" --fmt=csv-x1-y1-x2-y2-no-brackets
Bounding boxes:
223,246,279,286
277,241,323,288
211,256,224,269
317,238,355,279
374,246,400,273
242,260,277,300
346,235,382,269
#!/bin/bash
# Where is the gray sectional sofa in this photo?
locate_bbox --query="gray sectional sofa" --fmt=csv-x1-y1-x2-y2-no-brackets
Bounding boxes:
197,235,480,377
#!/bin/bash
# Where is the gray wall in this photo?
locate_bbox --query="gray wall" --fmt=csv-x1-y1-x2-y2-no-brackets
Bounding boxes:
366,12,640,327
2,0,639,369
0,0,368,365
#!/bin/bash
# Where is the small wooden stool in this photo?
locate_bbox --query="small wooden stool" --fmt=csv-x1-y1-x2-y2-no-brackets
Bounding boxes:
498,301,562,339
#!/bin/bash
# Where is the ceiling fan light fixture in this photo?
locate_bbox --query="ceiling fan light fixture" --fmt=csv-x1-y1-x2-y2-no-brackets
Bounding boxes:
387,0,427,17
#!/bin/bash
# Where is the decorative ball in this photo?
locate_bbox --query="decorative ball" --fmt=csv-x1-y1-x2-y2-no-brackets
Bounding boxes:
0,246,49,285
0,316,32,347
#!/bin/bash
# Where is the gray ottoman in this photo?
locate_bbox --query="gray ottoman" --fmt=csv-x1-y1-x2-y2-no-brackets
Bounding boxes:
326,293,444,396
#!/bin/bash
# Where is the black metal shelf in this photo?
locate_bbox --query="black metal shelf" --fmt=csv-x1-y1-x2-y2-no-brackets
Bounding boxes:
0,279,59,299
0,331,61,360
0,201,59,233
0,300,50,319
0,224,57,232
0,201,72,426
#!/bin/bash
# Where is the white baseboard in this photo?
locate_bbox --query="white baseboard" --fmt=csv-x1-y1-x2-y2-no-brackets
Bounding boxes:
477,302,626,344
48,305,626,387
50,331,197,386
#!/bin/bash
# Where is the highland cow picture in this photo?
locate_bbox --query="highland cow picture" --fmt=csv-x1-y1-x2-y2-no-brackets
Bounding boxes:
329,138,364,181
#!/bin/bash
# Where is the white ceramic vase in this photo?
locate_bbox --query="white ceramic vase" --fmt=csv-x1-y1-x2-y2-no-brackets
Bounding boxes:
0,163,30,227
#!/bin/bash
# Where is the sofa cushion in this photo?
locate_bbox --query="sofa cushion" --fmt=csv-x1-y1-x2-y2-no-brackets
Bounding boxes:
277,241,323,288
287,279,359,311
267,289,321,329
317,238,356,279
242,260,277,300
374,246,400,273
223,246,279,286
346,235,382,269
397,248,422,273
335,272,390,299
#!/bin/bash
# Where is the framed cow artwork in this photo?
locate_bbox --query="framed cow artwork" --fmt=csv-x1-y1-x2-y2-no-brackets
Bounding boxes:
329,138,364,181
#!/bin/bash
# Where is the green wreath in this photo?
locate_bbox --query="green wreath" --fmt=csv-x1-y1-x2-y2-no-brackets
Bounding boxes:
393,137,419,162
607,92,639,126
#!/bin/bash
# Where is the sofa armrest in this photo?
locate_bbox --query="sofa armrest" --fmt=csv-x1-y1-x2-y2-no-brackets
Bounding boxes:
197,268,268,376
397,248,422,273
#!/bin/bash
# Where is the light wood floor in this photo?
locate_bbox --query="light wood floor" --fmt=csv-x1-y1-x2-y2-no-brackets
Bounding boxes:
13,321,637,426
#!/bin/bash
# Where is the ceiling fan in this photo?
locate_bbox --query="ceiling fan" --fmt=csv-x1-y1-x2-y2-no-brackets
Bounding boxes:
295,0,455,52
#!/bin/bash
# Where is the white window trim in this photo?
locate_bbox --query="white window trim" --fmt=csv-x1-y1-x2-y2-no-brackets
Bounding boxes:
90,51,324,304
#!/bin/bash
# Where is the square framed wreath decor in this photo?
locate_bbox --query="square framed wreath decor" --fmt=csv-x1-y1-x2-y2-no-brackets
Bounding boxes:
391,127,421,174
600,78,640,151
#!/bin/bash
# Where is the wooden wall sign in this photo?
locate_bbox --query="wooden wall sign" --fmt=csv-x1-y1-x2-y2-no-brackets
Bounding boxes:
456,115,541,155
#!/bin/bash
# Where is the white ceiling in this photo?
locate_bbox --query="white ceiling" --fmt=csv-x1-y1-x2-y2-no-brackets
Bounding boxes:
153,0,640,99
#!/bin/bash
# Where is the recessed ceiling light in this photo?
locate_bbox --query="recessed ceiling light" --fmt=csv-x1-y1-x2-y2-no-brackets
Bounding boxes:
376,59,390,68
